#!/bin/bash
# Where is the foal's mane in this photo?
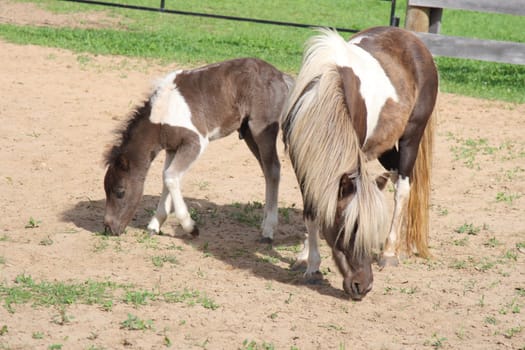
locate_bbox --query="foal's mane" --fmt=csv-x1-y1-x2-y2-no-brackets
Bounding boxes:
282,28,388,257
104,98,152,167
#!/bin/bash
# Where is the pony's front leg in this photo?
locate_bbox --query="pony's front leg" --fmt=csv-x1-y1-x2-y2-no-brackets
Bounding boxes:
293,218,322,282
147,152,175,235
165,175,198,237
163,141,202,237
380,174,410,267
147,183,172,235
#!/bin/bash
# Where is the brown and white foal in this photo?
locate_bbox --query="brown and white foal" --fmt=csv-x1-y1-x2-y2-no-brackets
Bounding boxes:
104,58,293,241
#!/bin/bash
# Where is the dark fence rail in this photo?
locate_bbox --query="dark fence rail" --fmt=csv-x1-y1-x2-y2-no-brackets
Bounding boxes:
63,0,399,34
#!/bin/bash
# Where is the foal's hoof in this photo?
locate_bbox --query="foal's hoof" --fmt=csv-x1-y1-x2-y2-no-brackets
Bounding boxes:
379,255,399,268
147,229,159,236
304,271,324,284
190,227,200,237
258,236,273,244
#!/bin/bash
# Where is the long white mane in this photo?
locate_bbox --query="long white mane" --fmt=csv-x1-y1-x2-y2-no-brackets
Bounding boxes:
282,28,389,256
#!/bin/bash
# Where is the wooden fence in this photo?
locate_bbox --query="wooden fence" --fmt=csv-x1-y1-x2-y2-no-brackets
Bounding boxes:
405,0,525,65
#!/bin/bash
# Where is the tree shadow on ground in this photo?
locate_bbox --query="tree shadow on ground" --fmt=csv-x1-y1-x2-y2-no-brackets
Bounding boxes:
61,195,350,300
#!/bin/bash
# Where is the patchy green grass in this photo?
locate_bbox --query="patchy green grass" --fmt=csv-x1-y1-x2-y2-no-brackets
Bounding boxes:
1,0,524,102
0,275,220,313
229,201,263,228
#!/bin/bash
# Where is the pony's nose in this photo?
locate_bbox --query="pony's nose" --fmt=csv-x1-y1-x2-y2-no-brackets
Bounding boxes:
343,278,372,300
103,224,112,235
103,216,117,235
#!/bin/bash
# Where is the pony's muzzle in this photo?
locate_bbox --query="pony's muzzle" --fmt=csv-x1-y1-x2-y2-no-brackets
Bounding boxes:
343,276,373,301
103,216,122,236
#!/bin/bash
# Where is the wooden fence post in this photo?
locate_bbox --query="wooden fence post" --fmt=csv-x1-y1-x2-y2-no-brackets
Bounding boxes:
405,6,430,32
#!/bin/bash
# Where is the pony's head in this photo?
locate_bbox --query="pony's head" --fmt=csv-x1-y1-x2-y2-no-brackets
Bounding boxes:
103,100,156,235
325,171,390,300
103,152,145,235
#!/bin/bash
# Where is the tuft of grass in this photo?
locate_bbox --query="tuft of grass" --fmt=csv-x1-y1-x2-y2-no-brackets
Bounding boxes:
32,331,45,339
25,217,41,228
485,316,497,325
163,288,219,310
241,339,275,350
455,223,481,235
496,191,522,204
450,259,468,270
39,237,54,246
503,326,523,339
123,290,157,307
452,237,469,246
120,313,154,331
424,333,447,348
151,254,179,268
229,201,263,228
484,237,502,248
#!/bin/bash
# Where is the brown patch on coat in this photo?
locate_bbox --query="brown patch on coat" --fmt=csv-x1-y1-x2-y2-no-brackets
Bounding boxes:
174,58,290,138
350,27,437,160
337,66,367,146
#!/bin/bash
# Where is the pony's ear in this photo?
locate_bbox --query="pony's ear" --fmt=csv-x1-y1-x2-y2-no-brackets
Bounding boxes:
116,154,130,172
339,173,357,199
375,172,390,190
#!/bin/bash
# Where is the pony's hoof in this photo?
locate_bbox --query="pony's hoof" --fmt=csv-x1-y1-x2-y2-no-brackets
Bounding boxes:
148,229,158,236
190,227,200,237
258,236,273,244
304,271,323,284
379,255,399,268
291,260,307,271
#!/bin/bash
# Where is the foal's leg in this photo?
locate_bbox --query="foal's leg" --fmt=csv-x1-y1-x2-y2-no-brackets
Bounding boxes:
242,120,280,242
147,152,175,234
162,139,204,237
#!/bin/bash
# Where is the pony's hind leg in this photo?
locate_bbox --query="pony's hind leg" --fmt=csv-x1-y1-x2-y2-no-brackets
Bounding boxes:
241,119,280,243
147,152,175,235
381,172,410,267
378,148,404,266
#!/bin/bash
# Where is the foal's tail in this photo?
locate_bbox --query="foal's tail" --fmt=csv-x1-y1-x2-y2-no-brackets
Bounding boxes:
406,110,436,258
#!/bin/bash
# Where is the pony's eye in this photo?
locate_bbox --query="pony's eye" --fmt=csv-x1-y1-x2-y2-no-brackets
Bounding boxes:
115,188,125,199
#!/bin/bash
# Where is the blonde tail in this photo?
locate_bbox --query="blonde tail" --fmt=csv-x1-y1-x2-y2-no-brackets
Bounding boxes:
405,110,435,258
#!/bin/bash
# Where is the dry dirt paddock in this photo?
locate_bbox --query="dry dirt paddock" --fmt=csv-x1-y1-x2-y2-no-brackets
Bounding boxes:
0,12,524,350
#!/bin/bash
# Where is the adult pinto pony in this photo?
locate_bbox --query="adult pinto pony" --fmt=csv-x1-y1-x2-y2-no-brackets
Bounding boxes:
282,27,438,300
104,58,293,241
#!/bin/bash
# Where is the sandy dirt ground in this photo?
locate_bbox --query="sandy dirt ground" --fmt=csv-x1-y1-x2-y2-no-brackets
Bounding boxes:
0,3,524,350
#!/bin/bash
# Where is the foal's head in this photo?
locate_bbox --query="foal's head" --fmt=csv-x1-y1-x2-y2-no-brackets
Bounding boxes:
103,152,145,235
103,101,155,235
326,172,389,300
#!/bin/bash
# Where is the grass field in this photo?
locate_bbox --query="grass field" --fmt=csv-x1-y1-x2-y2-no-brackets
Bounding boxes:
0,0,524,102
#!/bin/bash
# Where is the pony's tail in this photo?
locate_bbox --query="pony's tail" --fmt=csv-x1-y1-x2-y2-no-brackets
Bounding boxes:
405,110,435,258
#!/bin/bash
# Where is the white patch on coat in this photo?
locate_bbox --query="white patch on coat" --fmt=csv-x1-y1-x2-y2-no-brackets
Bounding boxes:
334,35,399,143
149,70,210,151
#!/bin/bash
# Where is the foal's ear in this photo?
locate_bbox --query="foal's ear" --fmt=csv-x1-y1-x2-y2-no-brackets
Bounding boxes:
116,154,130,172
339,173,357,199
375,172,390,190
